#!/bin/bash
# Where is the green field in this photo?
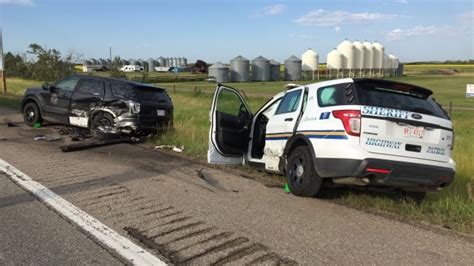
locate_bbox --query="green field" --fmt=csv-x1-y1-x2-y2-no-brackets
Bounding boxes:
1,66,473,234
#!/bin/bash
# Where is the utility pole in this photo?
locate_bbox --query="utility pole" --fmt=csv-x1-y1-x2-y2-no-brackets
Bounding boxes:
109,46,112,62
0,28,6,94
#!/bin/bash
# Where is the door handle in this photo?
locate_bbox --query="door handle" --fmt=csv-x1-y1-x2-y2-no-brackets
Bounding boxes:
284,118,293,122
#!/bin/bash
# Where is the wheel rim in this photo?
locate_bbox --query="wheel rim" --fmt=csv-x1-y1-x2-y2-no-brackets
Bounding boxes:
291,155,305,187
24,106,36,122
97,117,112,127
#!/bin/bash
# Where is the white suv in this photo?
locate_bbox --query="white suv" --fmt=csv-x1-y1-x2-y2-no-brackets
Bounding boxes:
208,78,455,198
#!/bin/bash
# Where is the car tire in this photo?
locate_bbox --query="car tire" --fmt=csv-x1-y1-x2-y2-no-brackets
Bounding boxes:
287,145,323,197
90,112,115,138
23,102,43,127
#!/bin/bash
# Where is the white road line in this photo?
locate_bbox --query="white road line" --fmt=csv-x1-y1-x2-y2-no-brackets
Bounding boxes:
0,159,166,266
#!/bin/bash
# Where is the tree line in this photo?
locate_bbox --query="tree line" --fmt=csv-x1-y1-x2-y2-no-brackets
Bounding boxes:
4,43,74,82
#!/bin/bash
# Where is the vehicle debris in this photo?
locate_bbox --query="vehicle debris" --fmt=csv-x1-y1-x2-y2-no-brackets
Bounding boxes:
154,145,184,153
60,136,131,152
34,135,61,141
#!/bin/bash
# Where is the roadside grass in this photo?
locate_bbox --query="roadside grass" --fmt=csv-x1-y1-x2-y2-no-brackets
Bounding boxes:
404,64,474,75
4,78,42,96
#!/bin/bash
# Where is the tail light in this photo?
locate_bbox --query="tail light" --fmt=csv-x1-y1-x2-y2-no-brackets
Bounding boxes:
332,110,361,136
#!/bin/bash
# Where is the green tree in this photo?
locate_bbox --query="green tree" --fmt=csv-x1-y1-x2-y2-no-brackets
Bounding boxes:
27,43,73,81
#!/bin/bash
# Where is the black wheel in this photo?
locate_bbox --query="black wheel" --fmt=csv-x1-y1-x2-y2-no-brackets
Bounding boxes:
23,102,43,127
287,146,323,197
90,112,116,139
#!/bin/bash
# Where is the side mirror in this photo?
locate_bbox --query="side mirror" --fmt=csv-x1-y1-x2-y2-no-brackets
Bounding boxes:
42,83,51,91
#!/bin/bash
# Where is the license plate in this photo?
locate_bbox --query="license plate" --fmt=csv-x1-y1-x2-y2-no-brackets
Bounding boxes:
157,109,165,116
402,126,424,138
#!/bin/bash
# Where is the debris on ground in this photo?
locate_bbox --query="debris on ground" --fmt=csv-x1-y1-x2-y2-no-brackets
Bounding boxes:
60,136,131,152
7,122,17,127
33,123,42,128
34,135,62,141
284,183,291,194
154,145,184,153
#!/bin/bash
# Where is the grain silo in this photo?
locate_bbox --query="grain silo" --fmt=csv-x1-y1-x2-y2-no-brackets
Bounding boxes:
148,58,156,72
284,55,302,81
302,48,319,80
362,41,374,77
183,58,188,66
230,55,249,82
157,57,165,67
209,62,229,82
129,59,137,66
251,56,270,81
389,54,399,76
326,49,344,78
383,53,390,77
372,42,385,76
353,41,365,77
165,58,171,67
269,60,281,81
337,40,355,77
90,58,98,65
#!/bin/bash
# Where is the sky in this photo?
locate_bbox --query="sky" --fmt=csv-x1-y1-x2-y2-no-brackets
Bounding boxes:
0,0,473,63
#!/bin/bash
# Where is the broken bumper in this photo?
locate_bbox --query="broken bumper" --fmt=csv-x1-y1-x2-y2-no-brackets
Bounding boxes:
115,115,172,135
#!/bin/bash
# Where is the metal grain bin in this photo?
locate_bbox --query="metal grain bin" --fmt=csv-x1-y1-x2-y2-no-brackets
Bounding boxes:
209,61,229,82
148,58,156,72
251,56,270,81
157,57,165,67
230,55,249,82
129,59,137,66
269,59,281,81
284,55,302,81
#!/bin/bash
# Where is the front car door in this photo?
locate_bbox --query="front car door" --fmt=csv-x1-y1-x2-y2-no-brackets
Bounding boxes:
69,77,105,128
42,76,80,124
263,88,305,171
208,85,252,165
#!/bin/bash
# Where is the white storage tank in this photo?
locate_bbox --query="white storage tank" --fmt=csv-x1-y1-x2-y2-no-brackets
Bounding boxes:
353,41,365,71
326,49,344,70
337,40,355,70
302,48,319,71
372,42,385,70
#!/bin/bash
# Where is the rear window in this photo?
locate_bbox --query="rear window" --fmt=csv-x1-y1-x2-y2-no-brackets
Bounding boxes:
317,83,353,107
354,83,448,119
110,83,170,104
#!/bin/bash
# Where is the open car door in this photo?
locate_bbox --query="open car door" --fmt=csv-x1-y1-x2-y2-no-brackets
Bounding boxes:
208,84,252,165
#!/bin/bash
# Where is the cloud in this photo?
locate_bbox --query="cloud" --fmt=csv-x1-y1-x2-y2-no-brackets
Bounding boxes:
0,0,33,5
262,4,285,16
294,9,398,27
386,25,458,41
396,0,408,4
334,26,341,33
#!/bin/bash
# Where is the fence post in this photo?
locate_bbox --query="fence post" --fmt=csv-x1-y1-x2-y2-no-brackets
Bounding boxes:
449,101,452,116
0,71,6,94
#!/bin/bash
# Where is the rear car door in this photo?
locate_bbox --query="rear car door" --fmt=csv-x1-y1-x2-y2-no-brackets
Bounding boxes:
69,78,105,128
42,76,80,124
355,80,453,163
208,85,252,165
263,88,304,171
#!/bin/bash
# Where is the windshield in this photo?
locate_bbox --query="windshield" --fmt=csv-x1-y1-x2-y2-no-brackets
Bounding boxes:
354,83,448,119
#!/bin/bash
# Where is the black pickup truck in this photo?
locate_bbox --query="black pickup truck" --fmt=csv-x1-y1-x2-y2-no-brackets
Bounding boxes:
21,75,173,135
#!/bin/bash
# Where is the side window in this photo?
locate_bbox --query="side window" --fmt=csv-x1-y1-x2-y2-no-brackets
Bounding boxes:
317,83,353,107
78,79,104,96
275,89,302,115
110,83,136,99
217,88,250,118
262,98,282,117
55,78,79,92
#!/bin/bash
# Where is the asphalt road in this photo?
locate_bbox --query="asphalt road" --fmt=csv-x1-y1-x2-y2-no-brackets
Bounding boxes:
1,106,473,265
0,173,122,265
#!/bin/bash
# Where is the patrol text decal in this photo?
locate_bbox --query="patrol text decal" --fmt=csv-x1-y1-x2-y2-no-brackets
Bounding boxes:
365,138,402,149
362,106,409,119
